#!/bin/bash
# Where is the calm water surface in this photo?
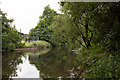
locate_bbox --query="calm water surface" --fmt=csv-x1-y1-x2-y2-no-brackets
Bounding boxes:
2,48,84,78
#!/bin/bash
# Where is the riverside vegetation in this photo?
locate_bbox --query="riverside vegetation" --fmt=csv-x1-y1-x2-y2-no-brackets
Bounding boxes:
1,2,120,78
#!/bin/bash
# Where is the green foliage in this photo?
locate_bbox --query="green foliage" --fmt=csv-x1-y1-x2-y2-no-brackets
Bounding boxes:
2,2,120,78
27,3,120,78
84,54,120,78
1,10,23,51
59,2,120,54
28,5,57,45
51,2,120,78
59,2,97,49
91,2,120,55
50,14,74,47
28,3,120,55
24,40,50,48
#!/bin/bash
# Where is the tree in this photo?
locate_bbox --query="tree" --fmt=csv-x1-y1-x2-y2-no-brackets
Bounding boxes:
50,15,70,46
1,10,23,51
59,2,120,54
59,2,98,49
91,3,120,55
28,5,58,44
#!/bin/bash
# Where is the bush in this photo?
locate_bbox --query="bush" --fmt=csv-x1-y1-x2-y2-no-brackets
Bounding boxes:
8,43,16,50
16,42,25,48
24,40,50,49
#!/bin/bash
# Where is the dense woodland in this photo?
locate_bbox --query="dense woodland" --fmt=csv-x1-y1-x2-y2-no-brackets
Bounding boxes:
1,2,120,78
29,2,120,55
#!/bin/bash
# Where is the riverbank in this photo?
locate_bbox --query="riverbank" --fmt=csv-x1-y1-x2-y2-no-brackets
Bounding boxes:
14,47,39,53
2,40,51,54
14,40,51,53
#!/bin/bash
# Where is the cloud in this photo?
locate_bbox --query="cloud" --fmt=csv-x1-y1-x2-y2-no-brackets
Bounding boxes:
1,0,61,34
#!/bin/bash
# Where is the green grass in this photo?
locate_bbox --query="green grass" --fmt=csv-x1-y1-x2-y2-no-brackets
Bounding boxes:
24,40,51,48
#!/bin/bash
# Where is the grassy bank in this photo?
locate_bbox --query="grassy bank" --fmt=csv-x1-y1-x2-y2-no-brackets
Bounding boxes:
24,40,51,49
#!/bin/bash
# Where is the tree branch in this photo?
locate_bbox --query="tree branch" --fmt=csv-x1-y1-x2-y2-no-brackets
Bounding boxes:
73,36,86,48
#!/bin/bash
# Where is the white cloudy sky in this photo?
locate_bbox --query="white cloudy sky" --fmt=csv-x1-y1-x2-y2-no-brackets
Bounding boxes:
1,0,61,34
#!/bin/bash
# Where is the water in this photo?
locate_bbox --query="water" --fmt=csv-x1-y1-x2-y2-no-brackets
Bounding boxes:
11,55,39,78
2,48,85,78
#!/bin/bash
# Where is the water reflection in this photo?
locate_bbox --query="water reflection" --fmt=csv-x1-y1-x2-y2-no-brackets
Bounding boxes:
28,48,84,78
12,55,39,78
2,48,84,78
2,52,23,78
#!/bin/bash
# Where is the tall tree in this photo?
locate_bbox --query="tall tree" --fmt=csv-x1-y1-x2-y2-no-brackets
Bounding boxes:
60,2,120,54
29,5,58,44
1,10,23,51
59,2,97,49
91,2,120,55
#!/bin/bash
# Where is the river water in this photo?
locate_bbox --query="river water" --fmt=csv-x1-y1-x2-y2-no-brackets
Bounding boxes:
2,47,85,78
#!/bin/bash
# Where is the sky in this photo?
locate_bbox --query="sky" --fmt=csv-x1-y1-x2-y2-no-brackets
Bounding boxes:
1,0,61,34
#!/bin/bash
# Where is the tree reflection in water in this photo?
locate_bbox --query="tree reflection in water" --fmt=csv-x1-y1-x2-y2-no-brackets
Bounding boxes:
3,47,120,78
2,47,85,78
2,52,23,78
29,47,84,78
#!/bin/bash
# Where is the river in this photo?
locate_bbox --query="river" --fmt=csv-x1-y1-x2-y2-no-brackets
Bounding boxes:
2,47,85,78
